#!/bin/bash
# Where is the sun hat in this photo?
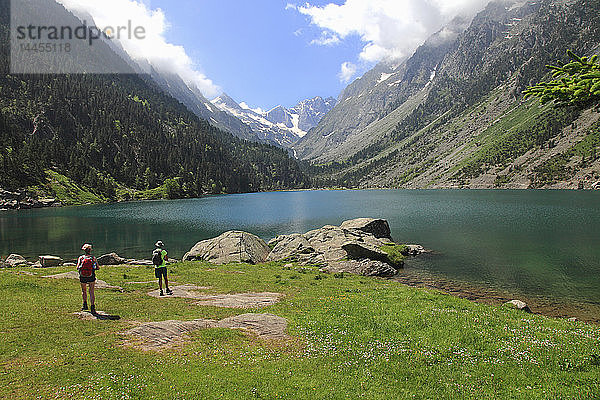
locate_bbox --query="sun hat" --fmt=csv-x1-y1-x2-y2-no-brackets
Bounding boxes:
155,241,164,248
81,244,93,252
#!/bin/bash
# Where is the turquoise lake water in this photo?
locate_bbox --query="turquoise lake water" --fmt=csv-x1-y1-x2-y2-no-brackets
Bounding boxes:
1,190,599,307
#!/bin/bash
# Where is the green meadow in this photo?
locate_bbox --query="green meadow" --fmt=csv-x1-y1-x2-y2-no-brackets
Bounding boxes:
1,261,599,399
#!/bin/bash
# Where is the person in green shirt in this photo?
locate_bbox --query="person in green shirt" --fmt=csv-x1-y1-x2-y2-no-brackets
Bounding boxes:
153,241,173,296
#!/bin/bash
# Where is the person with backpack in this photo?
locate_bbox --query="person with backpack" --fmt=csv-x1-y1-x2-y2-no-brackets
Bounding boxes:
153,241,173,296
77,244,99,313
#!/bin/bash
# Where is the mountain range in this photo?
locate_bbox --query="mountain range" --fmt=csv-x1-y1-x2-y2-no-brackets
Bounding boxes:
295,0,600,190
2,0,599,203
140,71,336,148
63,3,335,149
211,94,336,148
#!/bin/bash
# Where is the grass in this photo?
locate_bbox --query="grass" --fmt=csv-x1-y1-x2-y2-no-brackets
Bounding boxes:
1,261,599,399
380,244,407,267
28,170,107,206
26,170,203,206
456,103,581,180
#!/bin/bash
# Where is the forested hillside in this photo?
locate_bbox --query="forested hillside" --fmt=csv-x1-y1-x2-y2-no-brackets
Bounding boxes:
0,0,308,205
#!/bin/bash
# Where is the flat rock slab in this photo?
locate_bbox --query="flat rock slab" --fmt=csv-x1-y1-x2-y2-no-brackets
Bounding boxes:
122,313,288,350
147,285,282,308
73,311,121,321
43,271,123,290
147,284,211,298
195,293,283,308
125,260,154,266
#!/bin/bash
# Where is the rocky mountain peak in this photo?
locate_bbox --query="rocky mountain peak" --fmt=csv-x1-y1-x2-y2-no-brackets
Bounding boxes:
266,105,293,128
211,93,243,111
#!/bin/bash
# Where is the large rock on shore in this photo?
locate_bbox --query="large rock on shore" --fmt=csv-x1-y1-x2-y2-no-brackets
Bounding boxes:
266,218,410,277
183,231,270,265
341,242,394,265
267,234,315,262
504,300,532,313
2,254,28,268
323,259,398,277
183,218,423,278
340,218,393,240
97,253,126,266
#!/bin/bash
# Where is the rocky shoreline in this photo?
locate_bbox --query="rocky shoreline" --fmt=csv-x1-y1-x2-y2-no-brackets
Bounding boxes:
182,218,425,277
1,253,158,269
0,189,61,210
1,218,424,277
392,267,600,324
2,217,589,323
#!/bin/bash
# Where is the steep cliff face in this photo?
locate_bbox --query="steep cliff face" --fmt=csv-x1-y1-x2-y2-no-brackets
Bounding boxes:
302,0,600,190
290,96,337,133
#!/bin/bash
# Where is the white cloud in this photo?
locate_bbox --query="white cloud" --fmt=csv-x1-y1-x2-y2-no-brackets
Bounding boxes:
239,102,266,115
311,32,341,46
57,0,220,98
293,0,490,63
339,61,358,83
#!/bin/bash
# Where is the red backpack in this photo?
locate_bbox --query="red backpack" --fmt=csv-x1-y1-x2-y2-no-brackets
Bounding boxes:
78,255,96,278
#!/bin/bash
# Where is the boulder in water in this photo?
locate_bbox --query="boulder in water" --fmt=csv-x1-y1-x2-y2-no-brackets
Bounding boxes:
403,245,426,256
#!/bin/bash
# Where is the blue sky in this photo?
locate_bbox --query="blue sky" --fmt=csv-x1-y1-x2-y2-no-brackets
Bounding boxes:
146,0,361,110
59,0,490,111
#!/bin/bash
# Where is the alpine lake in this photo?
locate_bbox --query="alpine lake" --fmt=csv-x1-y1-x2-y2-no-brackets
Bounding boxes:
2,189,599,319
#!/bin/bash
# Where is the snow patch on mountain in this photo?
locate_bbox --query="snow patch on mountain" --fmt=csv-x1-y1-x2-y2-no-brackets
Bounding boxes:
378,73,393,84
211,94,337,147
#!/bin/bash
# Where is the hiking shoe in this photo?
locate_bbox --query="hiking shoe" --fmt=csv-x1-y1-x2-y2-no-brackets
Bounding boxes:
159,290,165,296
90,305,96,314
82,302,88,311
166,288,173,295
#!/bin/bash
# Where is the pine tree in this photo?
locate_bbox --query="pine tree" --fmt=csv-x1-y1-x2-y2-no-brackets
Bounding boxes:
525,51,600,106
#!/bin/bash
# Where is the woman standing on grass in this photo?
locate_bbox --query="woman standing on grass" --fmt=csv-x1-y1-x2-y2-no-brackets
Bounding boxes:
77,244,99,314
